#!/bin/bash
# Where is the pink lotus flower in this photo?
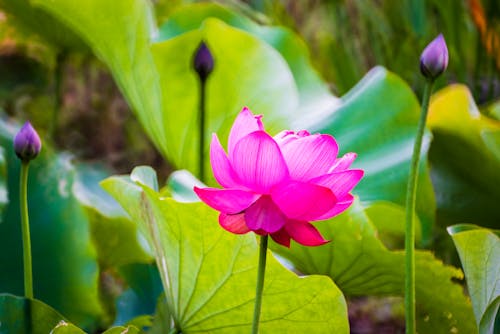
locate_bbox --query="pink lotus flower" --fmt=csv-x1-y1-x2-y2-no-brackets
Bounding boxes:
194,107,363,247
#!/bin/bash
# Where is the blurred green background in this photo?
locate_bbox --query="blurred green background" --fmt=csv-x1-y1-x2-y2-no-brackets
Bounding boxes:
0,0,498,179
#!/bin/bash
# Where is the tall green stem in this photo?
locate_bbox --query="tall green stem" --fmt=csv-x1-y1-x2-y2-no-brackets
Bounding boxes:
198,79,206,183
252,235,268,334
20,161,33,299
405,80,434,333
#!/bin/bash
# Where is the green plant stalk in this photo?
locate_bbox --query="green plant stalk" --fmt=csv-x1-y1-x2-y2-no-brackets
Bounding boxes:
252,235,268,334
198,78,207,183
20,161,33,299
404,79,434,333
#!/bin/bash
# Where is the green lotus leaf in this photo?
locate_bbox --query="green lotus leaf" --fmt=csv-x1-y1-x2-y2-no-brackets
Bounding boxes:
73,165,152,269
102,167,349,333
448,224,500,333
158,2,339,117
272,200,477,334
302,67,435,242
0,293,67,334
428,85,500,228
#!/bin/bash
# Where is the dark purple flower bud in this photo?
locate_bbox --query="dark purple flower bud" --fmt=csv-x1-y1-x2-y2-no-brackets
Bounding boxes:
14,122,41,162
193,41,214,81
420,34,449,80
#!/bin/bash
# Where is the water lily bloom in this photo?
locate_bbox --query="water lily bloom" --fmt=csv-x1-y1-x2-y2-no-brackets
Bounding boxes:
420,34,448,80
14,121,42,162
194,108,363,247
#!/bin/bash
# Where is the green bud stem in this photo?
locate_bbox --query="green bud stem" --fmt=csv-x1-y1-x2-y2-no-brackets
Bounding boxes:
252,235,268,334
405,79,434,333
198,78,207,183
20,161,33,299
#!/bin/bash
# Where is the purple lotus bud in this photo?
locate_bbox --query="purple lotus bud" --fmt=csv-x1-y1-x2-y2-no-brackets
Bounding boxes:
193,41,214,81
420,34,449,80
14,122,41,162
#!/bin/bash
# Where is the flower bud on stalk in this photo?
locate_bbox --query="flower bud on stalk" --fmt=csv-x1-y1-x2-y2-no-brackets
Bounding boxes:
193,41,214,82
193,41,214,182
406,34,449,334
14,122,42,162
14,121,41,299
420,34,449,80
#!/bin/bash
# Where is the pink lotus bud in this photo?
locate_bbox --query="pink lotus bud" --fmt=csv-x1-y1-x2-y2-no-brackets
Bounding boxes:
14,122,41,162
420,34,449,80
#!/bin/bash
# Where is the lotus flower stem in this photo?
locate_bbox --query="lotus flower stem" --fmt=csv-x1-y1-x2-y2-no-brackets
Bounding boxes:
19,161,33,299
404,79,434,333
198,79,207,182
252,235,268,334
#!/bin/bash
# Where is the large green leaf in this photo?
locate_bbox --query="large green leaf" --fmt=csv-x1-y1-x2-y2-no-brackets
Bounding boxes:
101,326,140,334
31,0,166,158
0,294,66,334
428,85,500,228
272,200,477,334
0,120,104,330
73,165,152,269
364,200,422,250
158,2,339,117
102,167,349,333
448,224,500,333
303,67,435,242
32,0,303,178
151,18,298,174
484,99,500,121
50,321,140,334
50,321,86,334
167,170,205,203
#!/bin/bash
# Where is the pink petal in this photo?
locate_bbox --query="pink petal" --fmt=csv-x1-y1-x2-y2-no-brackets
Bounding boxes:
285,220,329,246
193,187,258,214
210,134,239,188
310,170,364,198
244,196,287,233
316,194,354,220
230,131,289,193
279,133,339,181
228,107,264,155
273,130,310,146
271,181,336,221
219,213,250,234
270,228,291,248
330,153,357,172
